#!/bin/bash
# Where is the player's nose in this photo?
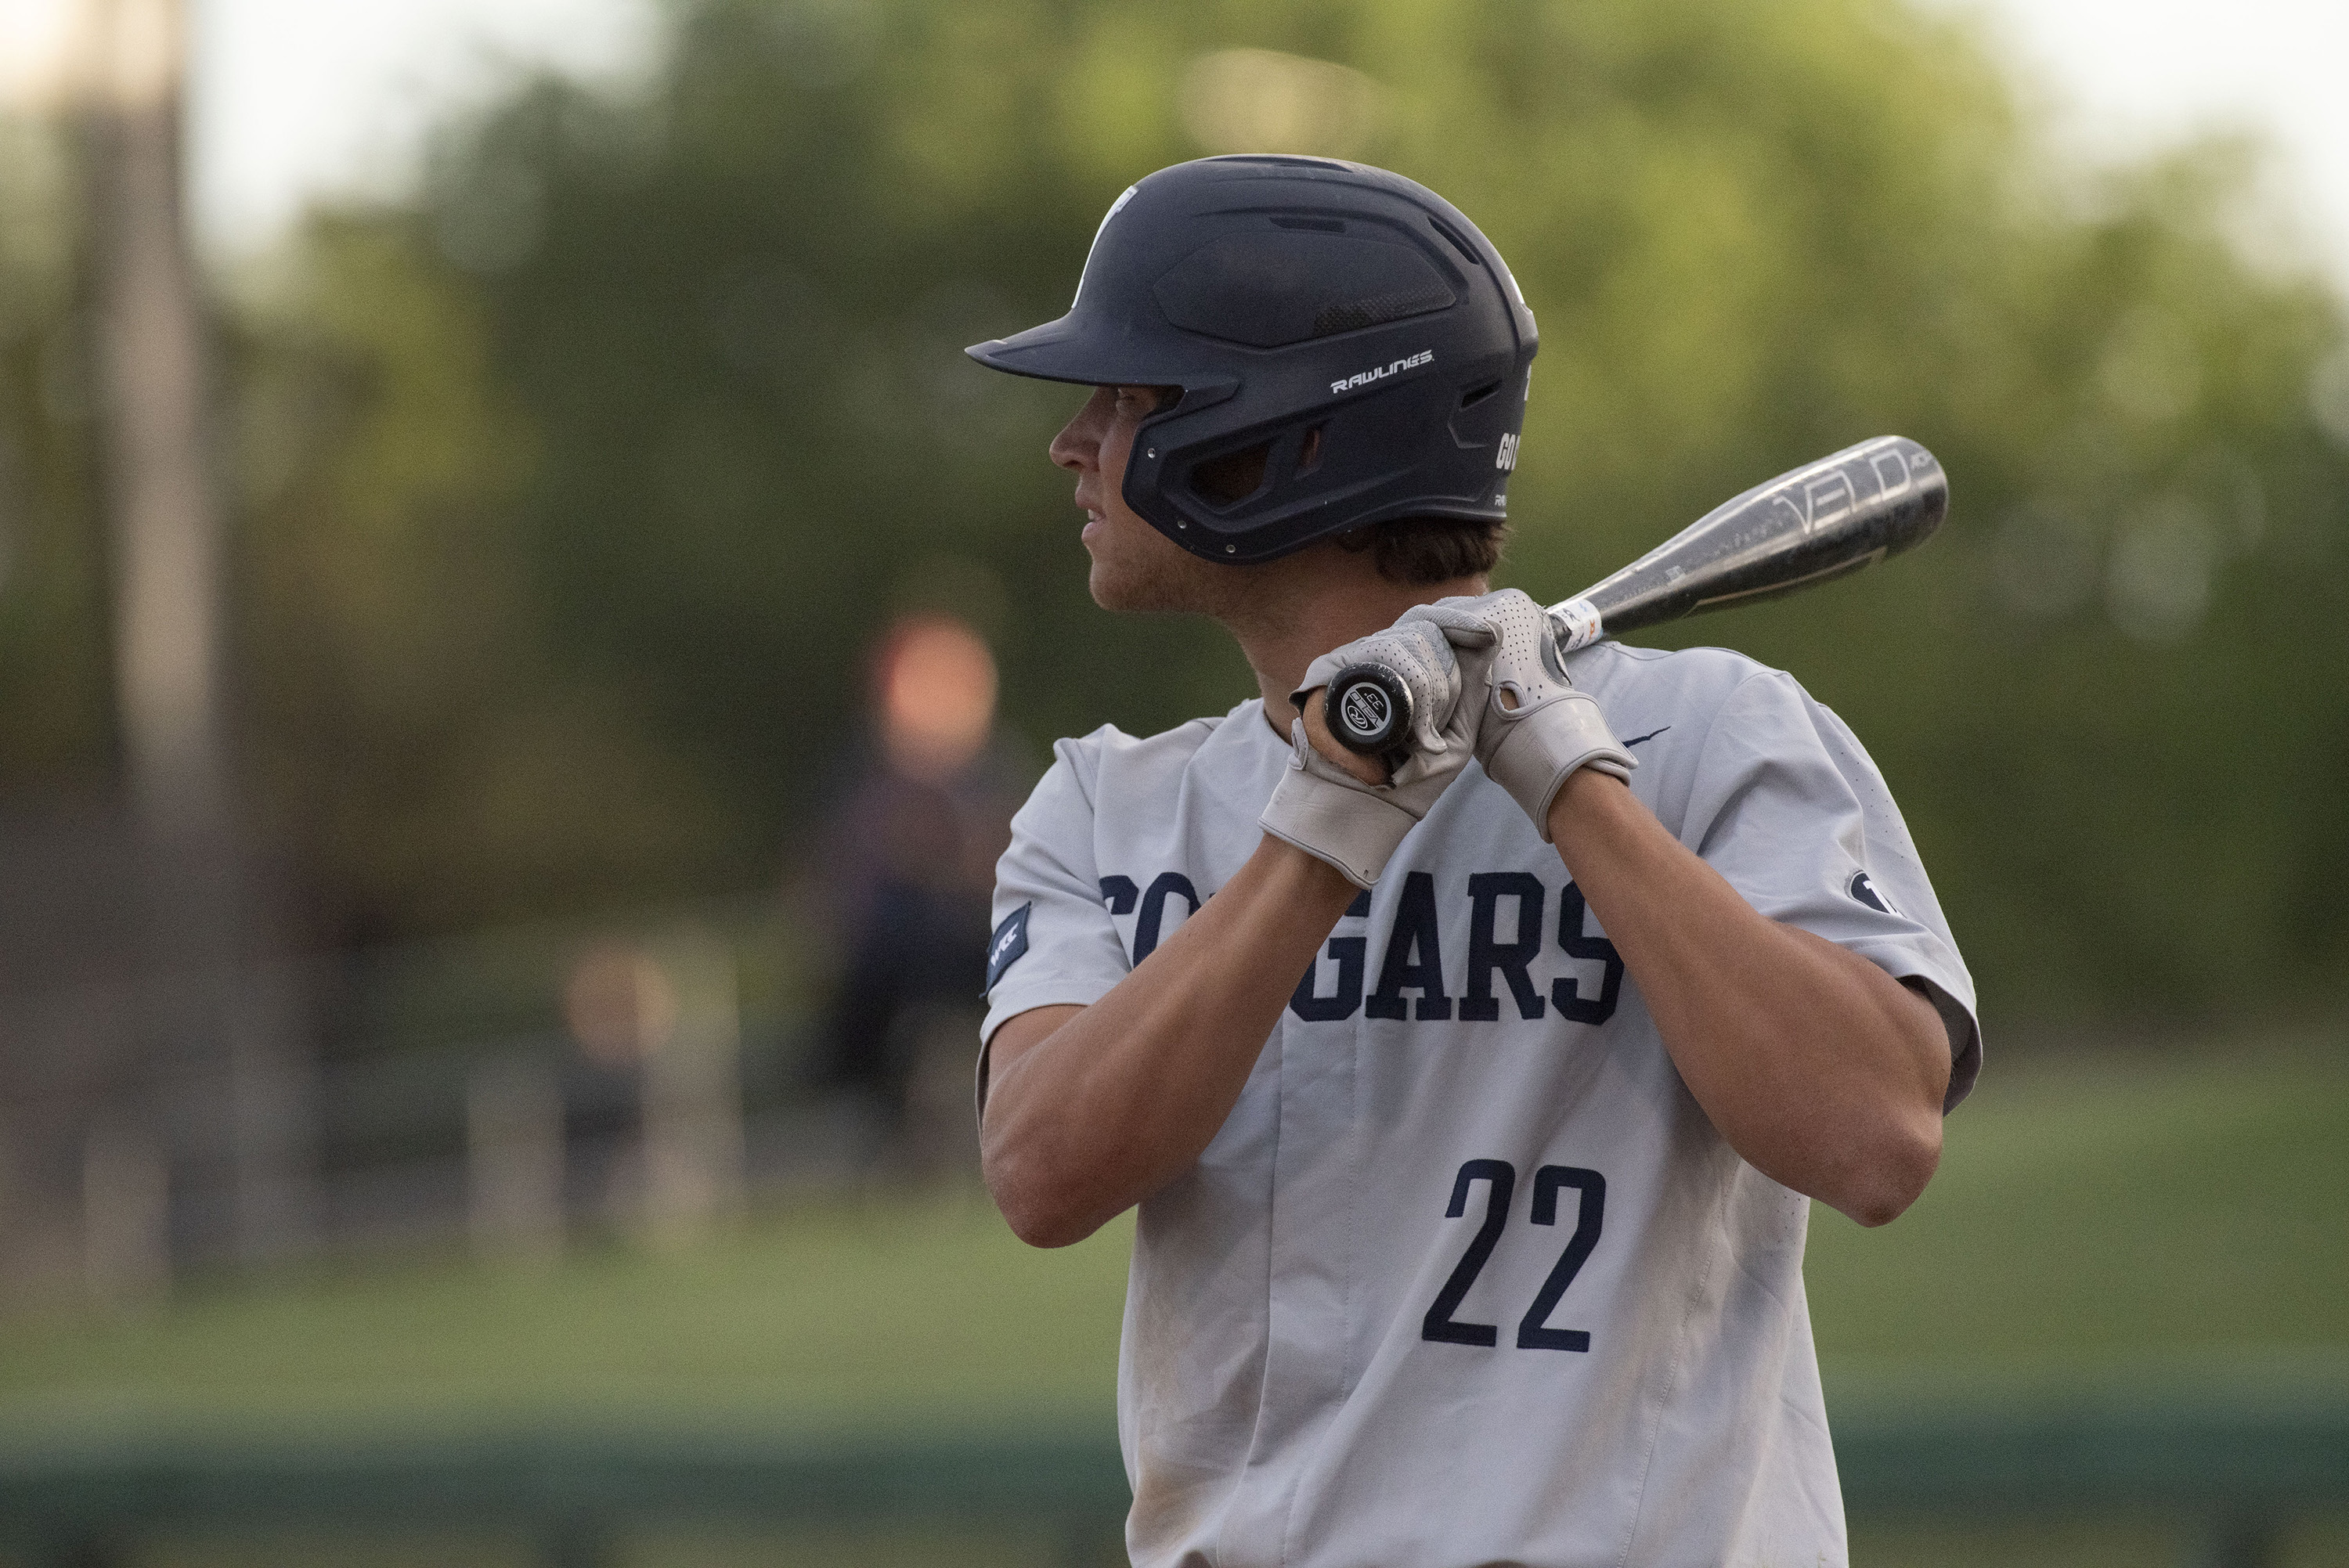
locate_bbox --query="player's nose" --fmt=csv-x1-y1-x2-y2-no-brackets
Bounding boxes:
1048,387,1113,474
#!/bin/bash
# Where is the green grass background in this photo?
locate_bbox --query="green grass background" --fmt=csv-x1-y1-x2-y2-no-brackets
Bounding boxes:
2,1034,2344,1563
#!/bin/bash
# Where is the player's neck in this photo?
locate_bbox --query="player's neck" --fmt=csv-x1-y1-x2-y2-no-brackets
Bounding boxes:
1218,558,1489,737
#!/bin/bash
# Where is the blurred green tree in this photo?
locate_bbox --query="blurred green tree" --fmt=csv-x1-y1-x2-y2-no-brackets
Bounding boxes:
233,214,748,938
83,0,2349,1016
0,118,114,798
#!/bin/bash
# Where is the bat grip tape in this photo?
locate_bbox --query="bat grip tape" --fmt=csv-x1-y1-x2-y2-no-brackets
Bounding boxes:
1550,597,1604,653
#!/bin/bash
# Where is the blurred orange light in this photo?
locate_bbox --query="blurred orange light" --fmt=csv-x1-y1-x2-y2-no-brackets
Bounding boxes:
877,615,996,782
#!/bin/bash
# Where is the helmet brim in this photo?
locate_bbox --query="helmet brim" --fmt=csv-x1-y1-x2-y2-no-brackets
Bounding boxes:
965,314,1200,389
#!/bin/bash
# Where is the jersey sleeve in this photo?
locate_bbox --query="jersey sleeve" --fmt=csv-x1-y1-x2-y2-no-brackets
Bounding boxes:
980,734,1132,1055
1680,669,1983,1109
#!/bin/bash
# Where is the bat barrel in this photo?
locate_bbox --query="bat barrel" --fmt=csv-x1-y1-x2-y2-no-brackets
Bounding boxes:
1552,435,1946,647
1333,436,1948,758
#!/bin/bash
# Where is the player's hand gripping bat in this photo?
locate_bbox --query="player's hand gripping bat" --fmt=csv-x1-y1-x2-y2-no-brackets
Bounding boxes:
1323,434,1948,759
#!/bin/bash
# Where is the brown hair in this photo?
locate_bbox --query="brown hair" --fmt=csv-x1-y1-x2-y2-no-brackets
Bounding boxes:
1338,517,1509,586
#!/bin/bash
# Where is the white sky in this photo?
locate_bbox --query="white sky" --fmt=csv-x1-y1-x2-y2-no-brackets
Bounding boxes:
0,0,2343,292
1954,0,2349,289
186,0,659,247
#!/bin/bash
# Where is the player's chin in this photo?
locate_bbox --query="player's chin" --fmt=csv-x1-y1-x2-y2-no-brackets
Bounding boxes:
1088,543,1193,614
1087,558,1173,613
1084,514,1243,615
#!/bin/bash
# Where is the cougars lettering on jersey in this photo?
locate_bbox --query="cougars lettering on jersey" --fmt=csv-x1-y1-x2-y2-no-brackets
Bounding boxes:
1095,866,1623,1027
983,643,1979,1568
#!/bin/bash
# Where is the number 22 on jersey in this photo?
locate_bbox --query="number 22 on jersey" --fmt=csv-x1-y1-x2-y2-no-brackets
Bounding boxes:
1423,1159,1607,1351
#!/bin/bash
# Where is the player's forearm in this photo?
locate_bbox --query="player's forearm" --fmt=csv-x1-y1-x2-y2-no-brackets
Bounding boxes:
981,835,1359,1248
1546,770,1949,1226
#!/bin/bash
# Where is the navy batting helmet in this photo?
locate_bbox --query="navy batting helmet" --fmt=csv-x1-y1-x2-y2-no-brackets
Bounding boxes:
966,156,1538,564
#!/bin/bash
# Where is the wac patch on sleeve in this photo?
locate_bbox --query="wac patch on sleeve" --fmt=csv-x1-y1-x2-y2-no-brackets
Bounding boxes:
985,903,1033,992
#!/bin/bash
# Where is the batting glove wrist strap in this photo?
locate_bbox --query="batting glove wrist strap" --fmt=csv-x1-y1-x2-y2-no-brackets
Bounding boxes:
1259,727,1423,889
1480,694,1636,842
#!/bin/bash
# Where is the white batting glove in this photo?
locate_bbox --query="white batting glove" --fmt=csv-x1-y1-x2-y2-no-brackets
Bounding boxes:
1259,614,1496,888
1439,588,1634,842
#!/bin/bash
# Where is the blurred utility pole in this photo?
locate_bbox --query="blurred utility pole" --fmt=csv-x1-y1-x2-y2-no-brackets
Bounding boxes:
72,0,312,1278
79,0,222,831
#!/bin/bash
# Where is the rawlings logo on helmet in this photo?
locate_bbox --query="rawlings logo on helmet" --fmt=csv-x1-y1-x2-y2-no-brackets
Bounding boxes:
1331,349,1434,396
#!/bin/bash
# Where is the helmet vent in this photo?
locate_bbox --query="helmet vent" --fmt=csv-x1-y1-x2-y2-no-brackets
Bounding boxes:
1428,215,1484,266
1190,442,1274,508
1312,286,1456,338
1460,380,1503,409
1297,424,1326,477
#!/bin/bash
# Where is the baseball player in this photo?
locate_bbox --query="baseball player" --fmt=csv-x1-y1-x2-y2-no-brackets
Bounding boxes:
965,157,1979,1568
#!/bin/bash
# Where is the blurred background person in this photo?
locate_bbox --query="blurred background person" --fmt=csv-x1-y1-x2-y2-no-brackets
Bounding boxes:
806,613,1019,1168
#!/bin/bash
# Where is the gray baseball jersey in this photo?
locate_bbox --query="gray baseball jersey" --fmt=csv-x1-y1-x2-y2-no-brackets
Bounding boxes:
982,641,1979,1568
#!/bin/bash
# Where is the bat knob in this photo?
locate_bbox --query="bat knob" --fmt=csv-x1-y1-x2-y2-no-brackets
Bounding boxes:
1324,662,1413,756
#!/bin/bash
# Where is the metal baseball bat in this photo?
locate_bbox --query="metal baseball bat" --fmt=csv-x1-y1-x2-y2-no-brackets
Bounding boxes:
1324,434,1948,757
